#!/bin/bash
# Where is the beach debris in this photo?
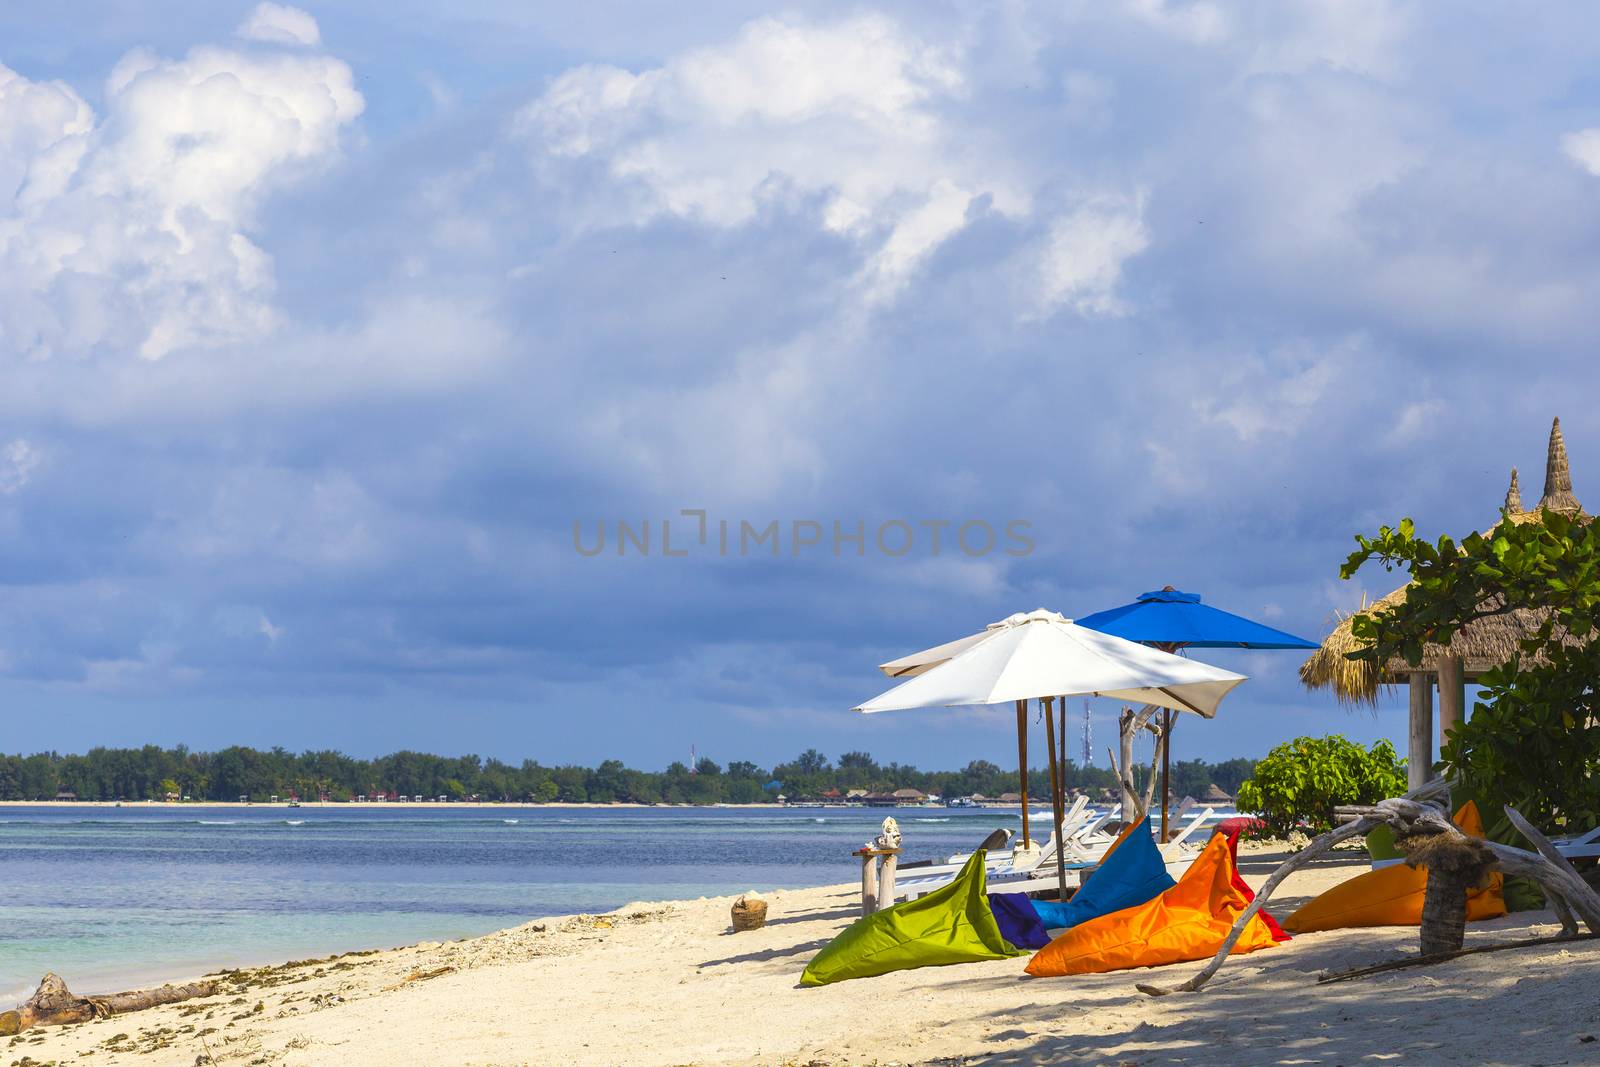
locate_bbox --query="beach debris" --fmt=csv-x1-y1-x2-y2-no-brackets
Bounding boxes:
0,973,218,1035
383,966,455,991
1137,795,1600,997
732,891,768,932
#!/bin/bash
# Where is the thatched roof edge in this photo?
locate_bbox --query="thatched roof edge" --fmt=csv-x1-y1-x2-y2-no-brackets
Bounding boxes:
1301,417,1584,704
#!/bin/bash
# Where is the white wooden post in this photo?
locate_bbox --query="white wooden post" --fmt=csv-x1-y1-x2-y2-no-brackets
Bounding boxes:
857,850,878,916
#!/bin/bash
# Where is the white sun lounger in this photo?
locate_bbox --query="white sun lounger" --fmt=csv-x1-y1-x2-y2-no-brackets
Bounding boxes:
891,817,1096,903
890,803,1225,905
1549,824,1600,860
902,797,1095,882
972,805,1218,900
1159,805,1215,878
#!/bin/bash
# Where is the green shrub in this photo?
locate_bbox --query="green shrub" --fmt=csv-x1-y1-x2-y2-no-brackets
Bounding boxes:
1235,735,1407,836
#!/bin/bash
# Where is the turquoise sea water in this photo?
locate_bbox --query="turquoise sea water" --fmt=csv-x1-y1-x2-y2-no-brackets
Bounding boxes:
0,804,1016,1002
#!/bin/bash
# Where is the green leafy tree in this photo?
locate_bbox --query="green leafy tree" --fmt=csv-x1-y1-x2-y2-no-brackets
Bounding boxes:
1236,735,1407,835
1170,759,1214,801
1343,510,1600,832
794,749,830,774
1210,758,1257,796
0,744,1263,808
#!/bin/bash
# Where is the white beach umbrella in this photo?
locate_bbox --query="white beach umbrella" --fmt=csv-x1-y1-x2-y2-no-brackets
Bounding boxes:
858,609,1246,716
857,609,1247,894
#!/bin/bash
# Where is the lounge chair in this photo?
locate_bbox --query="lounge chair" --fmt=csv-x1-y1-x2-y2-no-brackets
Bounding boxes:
1549,824,1600,860
898,827,1014,871
892,803,1128,903
1159,805,1216,876
892,827,1071,902
902,797,1094,880
989,805,1216,899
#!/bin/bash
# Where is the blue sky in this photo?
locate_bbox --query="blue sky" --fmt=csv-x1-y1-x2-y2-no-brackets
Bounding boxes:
3,1,1599,772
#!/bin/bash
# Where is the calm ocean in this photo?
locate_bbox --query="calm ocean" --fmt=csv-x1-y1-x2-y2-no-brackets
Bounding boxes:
0,804,1017,1001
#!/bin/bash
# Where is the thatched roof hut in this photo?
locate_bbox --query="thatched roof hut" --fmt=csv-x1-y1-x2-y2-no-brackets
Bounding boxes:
1299,417,1585,785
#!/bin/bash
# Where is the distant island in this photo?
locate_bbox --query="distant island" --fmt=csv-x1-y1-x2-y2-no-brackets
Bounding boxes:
0,745,1254,805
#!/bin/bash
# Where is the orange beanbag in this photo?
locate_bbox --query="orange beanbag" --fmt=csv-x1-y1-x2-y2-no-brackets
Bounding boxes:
1283,801,1506,934
1024,832,1280,977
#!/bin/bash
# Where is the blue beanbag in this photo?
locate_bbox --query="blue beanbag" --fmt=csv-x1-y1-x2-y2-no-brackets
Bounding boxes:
987,892,1053,949
1031,816,1175,931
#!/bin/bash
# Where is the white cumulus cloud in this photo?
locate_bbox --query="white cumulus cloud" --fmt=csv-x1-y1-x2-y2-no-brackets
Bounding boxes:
0,439,39,494
518,14,1030,297
0,36,361,361
1122,0,1228,45
1562,128,1600,177
237,3,322,48
0,65,93,208
1031,193,1150,318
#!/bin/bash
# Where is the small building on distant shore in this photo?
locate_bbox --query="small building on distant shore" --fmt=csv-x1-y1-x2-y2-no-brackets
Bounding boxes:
892,788,927,806
997,791,1022,804
1202,783,1234,805
54,788,76,802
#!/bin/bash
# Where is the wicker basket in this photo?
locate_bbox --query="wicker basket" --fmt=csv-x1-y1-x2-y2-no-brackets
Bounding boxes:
731,895,768,932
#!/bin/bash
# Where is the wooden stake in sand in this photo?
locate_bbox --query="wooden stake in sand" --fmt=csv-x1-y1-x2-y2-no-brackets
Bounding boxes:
0,973,217,1035
1400,829,1498,955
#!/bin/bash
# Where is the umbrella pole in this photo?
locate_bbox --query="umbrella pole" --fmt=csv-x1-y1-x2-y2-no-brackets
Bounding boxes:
1014,698,1030,850
1042,697,1065,898
1160,708,1173,842
1057,695,1068,830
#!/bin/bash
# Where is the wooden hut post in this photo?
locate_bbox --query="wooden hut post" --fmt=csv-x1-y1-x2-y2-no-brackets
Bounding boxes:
1015,699,1030,849
1440,655,1465,748
1437,656,1465,748
1408,671,1436,790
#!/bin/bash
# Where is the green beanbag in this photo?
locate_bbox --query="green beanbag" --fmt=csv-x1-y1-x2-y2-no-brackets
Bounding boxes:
799,850,1023,986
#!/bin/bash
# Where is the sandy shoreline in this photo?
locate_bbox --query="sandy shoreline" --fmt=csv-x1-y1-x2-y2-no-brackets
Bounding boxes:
9,843,1597,1066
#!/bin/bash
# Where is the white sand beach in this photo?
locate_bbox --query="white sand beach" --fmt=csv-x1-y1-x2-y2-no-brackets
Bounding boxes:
9,845,1596,1067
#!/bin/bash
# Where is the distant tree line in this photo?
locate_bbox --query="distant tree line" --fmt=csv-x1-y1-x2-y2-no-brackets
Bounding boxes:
0,745,1258,805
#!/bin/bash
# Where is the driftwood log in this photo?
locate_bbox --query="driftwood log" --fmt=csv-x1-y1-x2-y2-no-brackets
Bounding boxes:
1109,704,1165,821
1137,798,1600,997
0,973,217,1035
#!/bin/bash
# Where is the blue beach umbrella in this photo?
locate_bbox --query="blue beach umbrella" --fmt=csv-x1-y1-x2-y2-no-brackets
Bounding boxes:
1074,587,1320,652
1075,587,1317,837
